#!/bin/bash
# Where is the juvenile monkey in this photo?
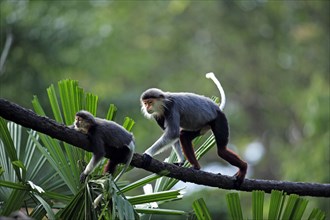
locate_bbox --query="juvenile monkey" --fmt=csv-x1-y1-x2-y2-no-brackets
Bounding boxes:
140,72,247,185
71,110,135,182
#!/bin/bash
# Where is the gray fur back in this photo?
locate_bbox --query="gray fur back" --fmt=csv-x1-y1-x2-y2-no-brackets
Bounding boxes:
167,92,219,130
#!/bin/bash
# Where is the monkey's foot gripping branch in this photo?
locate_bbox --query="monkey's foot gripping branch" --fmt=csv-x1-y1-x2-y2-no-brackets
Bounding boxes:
80,173,88,183
173,162,184,167
141,153,153,168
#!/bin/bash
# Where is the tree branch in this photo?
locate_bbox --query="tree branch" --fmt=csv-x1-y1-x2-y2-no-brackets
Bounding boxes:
0,98,329,198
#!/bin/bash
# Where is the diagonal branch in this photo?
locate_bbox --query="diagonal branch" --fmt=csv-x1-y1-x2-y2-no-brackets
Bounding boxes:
0,98,329,198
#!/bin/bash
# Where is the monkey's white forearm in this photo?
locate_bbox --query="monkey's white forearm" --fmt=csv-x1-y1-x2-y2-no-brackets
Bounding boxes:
83,158,95,175
144,135,179,156
172,141,185,163
83,154,102,175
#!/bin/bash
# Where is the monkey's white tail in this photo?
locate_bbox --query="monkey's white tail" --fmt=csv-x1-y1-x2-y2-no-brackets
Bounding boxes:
114,141,135,182
205,72,226,111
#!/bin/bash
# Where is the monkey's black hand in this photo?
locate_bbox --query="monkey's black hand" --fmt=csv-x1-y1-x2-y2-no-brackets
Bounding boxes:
80,173,87,183
233,173,245,189
173,162,184,167
142,153,152,168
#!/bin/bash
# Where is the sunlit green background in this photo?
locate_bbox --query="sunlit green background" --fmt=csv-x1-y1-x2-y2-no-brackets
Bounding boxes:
1,0,329,218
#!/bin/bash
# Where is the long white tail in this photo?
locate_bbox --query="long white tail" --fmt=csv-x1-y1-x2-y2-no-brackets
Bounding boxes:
205,72,226,111
114,141,135,182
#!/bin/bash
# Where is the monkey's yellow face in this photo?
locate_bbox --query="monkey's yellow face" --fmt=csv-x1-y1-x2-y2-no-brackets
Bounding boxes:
73,116,90,134
141,98,164,118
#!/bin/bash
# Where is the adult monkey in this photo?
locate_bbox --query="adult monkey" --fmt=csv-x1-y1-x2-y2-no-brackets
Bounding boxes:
70,110,135,183
140,72,247,185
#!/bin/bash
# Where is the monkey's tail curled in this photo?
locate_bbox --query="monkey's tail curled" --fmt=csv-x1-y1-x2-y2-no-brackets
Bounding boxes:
205,72,226,111
114,141,135,182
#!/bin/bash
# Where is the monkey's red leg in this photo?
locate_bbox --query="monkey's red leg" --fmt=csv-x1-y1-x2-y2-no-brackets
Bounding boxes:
217,148,247,183
179,130,201,170
211,111,248,186
104,160,118,175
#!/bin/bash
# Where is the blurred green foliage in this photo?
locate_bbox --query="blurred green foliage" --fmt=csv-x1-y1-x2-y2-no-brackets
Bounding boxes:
0,0,329,218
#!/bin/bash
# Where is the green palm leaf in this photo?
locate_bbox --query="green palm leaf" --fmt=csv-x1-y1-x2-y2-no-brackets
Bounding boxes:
192,198,212,220
0,118,21,182
226,190,326,220
268,190,285,219
308,208,326,220
0,120,62,216
252,190,264,220
226,192,244,220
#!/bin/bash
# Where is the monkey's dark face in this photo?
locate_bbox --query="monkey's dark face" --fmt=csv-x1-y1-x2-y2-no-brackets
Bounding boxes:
141,98,164,118
73,116,91,134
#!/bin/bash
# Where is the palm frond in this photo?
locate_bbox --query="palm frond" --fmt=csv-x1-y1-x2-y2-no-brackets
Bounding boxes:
226,192,244,220
0,118,21,182
226,190,326,220
192,198,212,220
252,190,264,220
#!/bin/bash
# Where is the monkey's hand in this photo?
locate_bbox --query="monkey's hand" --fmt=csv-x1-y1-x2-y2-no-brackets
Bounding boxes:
233,168,247,188
142,153,152,168
80,173,87,183
192,164,201,170
173,162,184,167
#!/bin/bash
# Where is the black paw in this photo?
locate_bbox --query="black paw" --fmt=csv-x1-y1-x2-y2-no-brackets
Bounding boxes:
142,153,152,168
80,173,87,183
192,165,201,170
173,162,184,167
233,175,244,189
